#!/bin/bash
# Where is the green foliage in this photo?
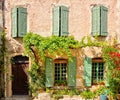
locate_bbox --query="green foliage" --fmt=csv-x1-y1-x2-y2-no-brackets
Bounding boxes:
48,89,80,99
68,89,80,96
0,30,6,98
102,46,118,69
102,45,120,96
23,32,79,61
23,32,109,96
28,62,45,97
80,90,96,99
23,33,106,61
97,86,109,95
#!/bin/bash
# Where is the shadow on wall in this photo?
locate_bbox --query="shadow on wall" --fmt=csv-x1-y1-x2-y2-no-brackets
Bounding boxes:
0,26,5,98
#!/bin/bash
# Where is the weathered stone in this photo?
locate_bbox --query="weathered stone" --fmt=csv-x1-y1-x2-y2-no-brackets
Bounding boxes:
34,93,50,100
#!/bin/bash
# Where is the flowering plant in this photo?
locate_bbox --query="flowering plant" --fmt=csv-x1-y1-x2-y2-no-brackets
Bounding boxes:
109,52,120,70
107,50,120,95
103,46,120,96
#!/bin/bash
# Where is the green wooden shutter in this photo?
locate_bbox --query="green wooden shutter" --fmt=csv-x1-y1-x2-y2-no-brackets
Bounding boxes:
84,57,92,86
52,6,60,36
92,6,101,36
12,8,17,37
68,57,76,87
101,6,108,36
105,70,109,87
105,79,109,87
45,57,53,87
18,7,27,37
60,6,69,36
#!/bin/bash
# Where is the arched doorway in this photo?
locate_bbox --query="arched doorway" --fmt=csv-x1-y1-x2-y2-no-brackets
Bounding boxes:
12,55,29,95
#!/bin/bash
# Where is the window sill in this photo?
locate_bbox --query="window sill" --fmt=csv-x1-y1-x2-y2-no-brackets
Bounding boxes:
52,86,68,89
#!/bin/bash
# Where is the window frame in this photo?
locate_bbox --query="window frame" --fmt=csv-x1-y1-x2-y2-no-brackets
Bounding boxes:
53,59,68,86
92,58,105,85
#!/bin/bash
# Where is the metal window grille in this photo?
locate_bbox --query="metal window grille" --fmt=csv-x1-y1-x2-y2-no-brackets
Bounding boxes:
92,62,104,84
54,62,67,84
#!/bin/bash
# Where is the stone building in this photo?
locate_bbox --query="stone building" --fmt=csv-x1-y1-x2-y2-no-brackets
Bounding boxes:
1,0,120,99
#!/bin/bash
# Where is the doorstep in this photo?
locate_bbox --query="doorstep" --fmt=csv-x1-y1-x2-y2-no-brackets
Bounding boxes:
1,95,32,100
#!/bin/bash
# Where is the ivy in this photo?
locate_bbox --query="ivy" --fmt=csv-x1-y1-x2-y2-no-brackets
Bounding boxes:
23,32,109,96
23,32,80,61
28,62,45,96
0,30,6,98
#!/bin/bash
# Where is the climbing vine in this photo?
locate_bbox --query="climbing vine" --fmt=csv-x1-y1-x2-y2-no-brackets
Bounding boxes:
0,29,6,98
23,32,110,96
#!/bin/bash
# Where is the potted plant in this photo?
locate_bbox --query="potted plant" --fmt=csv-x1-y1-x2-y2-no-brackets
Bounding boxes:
80,89,96,99
97,86,108,100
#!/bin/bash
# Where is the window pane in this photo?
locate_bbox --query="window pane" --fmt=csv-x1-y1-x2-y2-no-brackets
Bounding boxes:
54,61,67,85
92,62,104,84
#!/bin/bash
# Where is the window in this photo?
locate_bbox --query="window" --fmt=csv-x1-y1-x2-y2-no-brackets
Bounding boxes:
84,57,105,86
52,6,69,36
54,59,67,86
92,5,108,36
92,59,104,84
45,57,76,87
12,7,27,37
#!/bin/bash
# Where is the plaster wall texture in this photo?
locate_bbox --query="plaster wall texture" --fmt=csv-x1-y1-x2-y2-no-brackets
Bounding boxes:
4,0,120,40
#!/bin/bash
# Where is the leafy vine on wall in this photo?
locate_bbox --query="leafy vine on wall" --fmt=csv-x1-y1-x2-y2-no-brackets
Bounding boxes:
0,29,6,98
23,32,113,96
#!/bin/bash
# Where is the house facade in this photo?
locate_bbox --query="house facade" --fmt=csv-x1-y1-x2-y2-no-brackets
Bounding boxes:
2,0,120,98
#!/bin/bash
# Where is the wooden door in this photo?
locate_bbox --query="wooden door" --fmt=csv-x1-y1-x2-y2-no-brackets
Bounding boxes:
12,56,29,95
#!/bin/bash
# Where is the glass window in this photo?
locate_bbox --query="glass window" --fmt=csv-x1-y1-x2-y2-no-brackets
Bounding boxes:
92,59,104,84
54,59,67,86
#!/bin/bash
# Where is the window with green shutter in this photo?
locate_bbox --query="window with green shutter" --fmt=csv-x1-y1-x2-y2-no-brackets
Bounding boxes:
12,7,27,38
52,6,69,36
54,59,67,86
84,57,105,86
92,5,108,36
45,57,76,87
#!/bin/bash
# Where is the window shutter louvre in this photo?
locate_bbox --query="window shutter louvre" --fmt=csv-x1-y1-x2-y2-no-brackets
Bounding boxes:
45,57,53,87
68,57,76,87
12,8,17,37
18,7,27,37
92,6,101,36
101,6,108,36
60,6,69,36
52,6,60,36
84,57,92,86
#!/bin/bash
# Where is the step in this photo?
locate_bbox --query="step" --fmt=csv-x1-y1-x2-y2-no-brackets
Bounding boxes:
2,95,32,100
